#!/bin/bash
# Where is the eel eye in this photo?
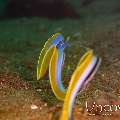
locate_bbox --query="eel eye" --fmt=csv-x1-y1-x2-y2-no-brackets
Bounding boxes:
56,40,65,49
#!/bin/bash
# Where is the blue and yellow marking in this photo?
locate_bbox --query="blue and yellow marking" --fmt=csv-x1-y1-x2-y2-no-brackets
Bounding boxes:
37,33,101,120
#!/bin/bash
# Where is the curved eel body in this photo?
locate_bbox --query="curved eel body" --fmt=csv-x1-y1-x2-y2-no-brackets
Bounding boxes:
37,33,101,120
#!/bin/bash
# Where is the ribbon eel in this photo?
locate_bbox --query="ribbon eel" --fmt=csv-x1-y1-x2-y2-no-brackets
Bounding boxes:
37,33,67,100
37,33,101,120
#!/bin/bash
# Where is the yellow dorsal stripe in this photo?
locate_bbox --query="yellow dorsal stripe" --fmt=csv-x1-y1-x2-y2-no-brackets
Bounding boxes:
37,33,62,80
49,47,66,101
60,50,94,120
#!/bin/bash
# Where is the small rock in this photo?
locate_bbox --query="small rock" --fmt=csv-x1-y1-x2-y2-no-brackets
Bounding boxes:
31,104,38,110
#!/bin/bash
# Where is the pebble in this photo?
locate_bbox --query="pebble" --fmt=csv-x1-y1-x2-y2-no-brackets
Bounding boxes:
44,103,47,107
36,89,42,92
31,104,38,110
117,71,120,75
102,74,105,77
40,107,42,110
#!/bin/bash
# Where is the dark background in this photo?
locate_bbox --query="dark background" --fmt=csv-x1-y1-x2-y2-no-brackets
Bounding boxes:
0,0,80,19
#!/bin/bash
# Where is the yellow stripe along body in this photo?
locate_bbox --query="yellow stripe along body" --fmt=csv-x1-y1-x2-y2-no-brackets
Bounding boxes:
37,33,101,120
37,33,64,80
49,46,66,100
